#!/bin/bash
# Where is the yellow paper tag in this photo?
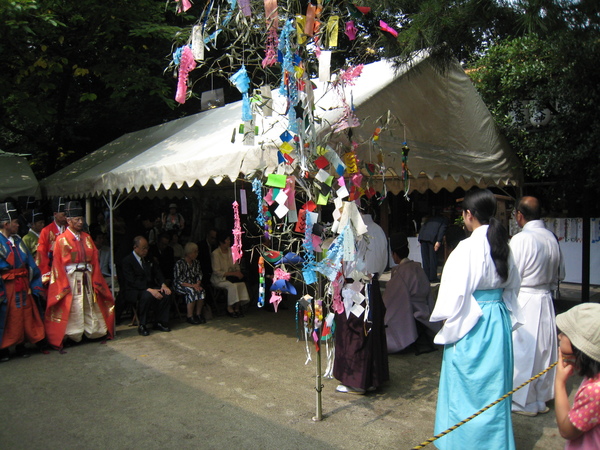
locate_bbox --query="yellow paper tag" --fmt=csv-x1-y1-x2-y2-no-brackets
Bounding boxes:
327,16,339,48
280,141,294,154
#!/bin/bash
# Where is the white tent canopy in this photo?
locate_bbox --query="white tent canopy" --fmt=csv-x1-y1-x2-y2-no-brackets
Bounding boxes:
40,52,522,198
0,150,39,200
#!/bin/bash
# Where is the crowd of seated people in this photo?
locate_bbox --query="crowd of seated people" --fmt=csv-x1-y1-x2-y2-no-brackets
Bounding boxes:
0,197,256,361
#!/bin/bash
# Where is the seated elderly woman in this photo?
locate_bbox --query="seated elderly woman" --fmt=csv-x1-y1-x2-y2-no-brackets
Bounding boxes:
211,230,250,318
383,232,441,354
173,242,205,324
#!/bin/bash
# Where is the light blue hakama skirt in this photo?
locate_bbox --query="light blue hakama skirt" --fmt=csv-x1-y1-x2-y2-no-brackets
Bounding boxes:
434,289,515,450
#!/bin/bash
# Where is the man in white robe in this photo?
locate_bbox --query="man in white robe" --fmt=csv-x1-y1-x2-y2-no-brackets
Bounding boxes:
510,196,564,416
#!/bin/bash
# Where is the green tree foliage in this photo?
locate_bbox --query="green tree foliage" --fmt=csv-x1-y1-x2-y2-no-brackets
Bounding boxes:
359,0,521,68
357,0,600,214
0,0,191,177
471,32,600,214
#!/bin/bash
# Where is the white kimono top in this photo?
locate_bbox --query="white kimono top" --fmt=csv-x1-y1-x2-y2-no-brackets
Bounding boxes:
509,219,563,292
430,225,523,344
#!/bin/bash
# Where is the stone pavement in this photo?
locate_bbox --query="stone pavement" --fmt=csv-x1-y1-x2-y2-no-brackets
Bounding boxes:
1,291,586,450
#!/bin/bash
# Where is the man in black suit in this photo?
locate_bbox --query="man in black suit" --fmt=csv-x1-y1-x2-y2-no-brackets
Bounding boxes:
197,228,217,280
418,214,449,282
121,236,172,336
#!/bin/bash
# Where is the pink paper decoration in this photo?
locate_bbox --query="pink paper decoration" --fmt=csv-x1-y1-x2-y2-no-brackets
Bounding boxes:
175,46,197,104
231,200,244,263
380,20,398,37
176,0,192,13
345,21,357,40
262,27,279,68
338,64,364,85
270,292,282,312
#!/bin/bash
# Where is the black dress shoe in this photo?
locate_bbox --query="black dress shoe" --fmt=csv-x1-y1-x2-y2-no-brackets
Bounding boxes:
0,348,10,362
138,325,150,336
186,317,200,325
153,323,171,332
194,315,206,324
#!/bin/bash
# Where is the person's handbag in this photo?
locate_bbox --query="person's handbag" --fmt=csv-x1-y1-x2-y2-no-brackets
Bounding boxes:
226,276,243,283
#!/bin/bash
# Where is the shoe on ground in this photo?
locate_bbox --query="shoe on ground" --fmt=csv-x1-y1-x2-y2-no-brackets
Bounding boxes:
186,317,200,325
513,409,538,417
538,406,550,414
336,384,366,395
15,344,31,358
153,322,171,332
194,315,206,324
138,325,150,336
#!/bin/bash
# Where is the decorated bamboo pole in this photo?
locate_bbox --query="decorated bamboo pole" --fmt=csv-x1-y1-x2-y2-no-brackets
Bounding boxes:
313,313,323,422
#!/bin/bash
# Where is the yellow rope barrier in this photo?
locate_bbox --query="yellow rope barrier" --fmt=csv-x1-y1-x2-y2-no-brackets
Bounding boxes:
410,361,558,450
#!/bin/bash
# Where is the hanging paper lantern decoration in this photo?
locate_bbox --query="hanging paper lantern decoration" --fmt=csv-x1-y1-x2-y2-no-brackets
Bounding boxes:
257,256,266,308
262,0,279,68
344,151,359,174
175,46,197,104
231,200,244,264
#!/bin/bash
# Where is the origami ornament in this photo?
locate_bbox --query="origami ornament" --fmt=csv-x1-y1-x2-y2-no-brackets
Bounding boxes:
380,20,398,38
175,46,197,104
257,256,266,308
175,0,192,13
344,151,359,174
270,268,296,313
252,178,267,227
229,65,252,121
338,64,364,85
262,0,279,68
263,27,279,68
260,249,280,266
345,21,357,40
231,201,244,264
270,292,283,312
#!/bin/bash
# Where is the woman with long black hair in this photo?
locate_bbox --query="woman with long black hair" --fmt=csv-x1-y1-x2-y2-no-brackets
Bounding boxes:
430,189,523,449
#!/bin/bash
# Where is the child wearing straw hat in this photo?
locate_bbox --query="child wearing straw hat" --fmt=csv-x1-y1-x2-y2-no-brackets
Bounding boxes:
555,303,600,449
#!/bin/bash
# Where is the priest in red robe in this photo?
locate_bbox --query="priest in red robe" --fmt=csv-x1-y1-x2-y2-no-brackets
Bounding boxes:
0,202,45,361
44,201,114,349
36,196,68,288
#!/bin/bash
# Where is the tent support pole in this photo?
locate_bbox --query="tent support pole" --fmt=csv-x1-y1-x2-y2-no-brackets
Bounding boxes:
107,190,115,301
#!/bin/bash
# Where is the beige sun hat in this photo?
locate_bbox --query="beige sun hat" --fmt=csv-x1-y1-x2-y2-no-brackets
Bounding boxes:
556,303,600,363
